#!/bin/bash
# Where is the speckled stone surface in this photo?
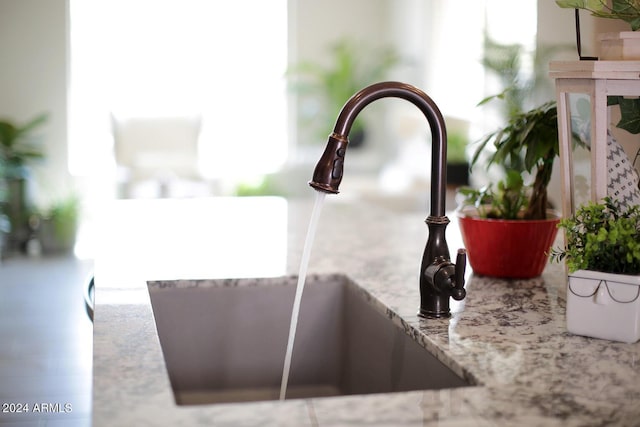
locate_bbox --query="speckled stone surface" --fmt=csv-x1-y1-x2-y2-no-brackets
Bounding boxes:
93,197,640,426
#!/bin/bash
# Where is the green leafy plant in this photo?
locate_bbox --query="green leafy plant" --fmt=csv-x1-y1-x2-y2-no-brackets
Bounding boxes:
38,194,79,253
480,35,532,121
233,175,284,197
0,114,48,250
551,197,640,274
480,34,572,123
608,96,640,134
0,114,47,178
556,0,640,31
43,195,79,232
462,34,578,221
288,39,400,145
458,169,529,219
467,101,582,220
446,129,469,164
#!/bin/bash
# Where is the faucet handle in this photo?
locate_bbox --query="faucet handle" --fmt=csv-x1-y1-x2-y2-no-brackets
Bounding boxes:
451,249,467,301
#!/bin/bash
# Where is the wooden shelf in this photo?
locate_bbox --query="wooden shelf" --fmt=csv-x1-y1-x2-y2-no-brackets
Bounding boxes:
550,60,640,80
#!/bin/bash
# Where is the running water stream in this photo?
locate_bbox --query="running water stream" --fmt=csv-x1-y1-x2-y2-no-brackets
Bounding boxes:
279,190,326,400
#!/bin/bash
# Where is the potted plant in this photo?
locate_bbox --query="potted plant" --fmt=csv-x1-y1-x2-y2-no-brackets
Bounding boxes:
0,114,47,253
457,101,581,278
37,194,79,254
287,38,400,148
551,197,640,342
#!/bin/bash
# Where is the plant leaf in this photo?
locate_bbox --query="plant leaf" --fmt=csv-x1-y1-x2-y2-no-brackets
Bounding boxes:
556,0,607,11
615,97,640,134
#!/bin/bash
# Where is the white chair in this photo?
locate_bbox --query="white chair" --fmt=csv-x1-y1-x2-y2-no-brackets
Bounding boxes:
111,114,203,198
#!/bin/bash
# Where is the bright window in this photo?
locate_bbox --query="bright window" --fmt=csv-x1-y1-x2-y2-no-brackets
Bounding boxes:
68,0,288,184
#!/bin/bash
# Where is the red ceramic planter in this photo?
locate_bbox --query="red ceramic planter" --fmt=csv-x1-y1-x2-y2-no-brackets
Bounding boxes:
457,208,561,279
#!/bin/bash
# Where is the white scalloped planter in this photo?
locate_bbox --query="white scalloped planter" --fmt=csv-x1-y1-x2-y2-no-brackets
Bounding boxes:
567,269,640,343
599,31,640,60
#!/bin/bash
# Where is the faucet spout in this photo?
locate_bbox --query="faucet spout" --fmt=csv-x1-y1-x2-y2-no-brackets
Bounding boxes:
309,81,466,318
309,81,447,216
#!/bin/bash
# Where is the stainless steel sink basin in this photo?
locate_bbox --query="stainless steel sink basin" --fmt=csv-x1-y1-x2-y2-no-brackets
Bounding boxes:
147,274,468,405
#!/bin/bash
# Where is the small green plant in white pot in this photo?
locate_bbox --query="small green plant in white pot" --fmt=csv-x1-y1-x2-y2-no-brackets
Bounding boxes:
551,197,640,343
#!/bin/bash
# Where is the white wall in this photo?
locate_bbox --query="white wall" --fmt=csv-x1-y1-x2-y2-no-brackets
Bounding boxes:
291,0,390,62
537,1,582,54
288,0,394,169
0,0,71,205
0,0,609,207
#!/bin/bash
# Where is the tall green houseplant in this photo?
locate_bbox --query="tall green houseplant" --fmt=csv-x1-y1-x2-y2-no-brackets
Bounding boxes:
468,101,579,220
0,113,47,252
288,39,400,147
0,114,47,178
456,102,581,278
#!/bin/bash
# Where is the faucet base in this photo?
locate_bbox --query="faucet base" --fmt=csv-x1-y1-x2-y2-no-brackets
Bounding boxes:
418,311,451,319
418,296,452,319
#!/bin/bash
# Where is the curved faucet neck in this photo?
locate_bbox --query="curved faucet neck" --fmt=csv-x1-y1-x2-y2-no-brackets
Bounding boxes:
309,81,467,318
315,81,448,217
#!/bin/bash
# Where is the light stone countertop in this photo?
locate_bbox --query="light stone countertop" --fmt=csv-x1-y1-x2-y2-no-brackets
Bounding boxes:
92,196,640,426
